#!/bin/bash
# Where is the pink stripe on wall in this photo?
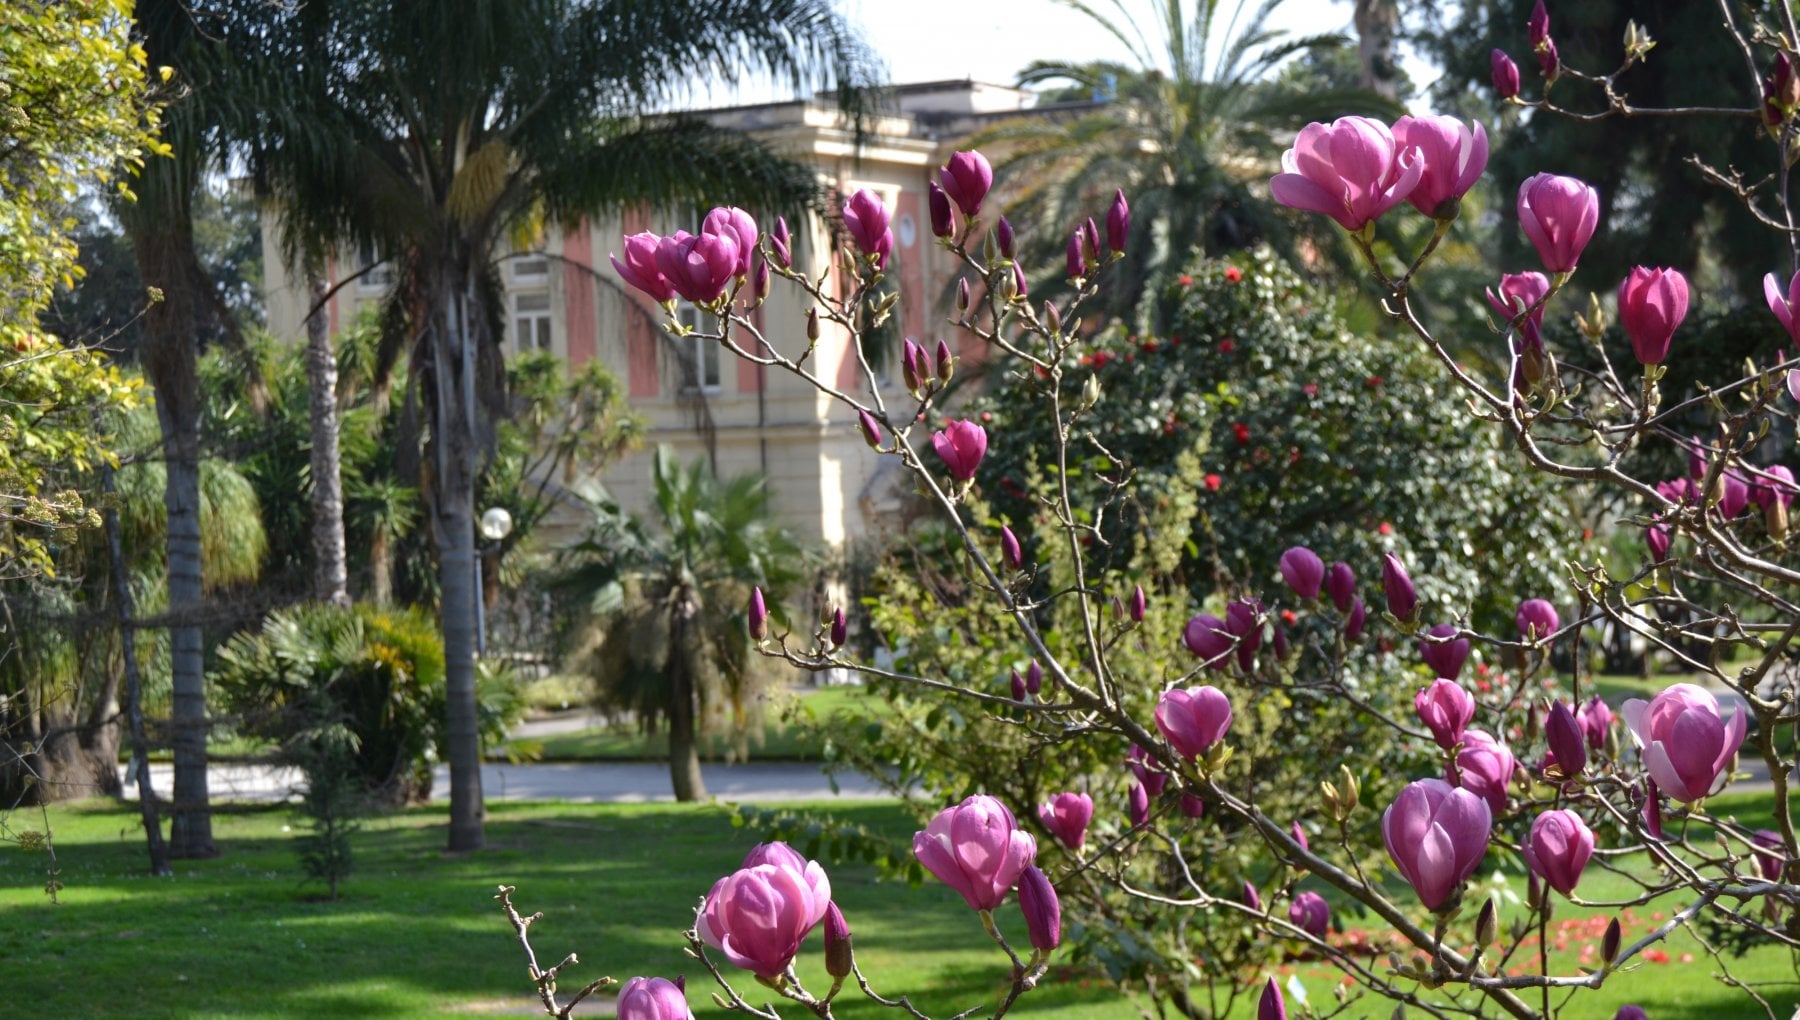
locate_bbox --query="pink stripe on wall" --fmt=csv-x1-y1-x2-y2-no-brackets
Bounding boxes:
562,221,597,368
897,189,925,342
622,206,660,398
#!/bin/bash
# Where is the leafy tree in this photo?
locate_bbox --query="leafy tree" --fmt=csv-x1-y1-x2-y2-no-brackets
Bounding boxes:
243,0,878,849
976,0,1398,327
978,248,1571,634
559,447,804,801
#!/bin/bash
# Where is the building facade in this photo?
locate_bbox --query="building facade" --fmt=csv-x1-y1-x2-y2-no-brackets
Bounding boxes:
261,81,1045,552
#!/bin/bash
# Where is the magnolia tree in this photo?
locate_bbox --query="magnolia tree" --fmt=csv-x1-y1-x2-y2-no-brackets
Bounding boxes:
497,6,1800,1018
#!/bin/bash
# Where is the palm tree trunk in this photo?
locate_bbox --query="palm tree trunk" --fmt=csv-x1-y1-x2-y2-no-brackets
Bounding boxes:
305,269,350,606
666,582,707,802
370,528,393,607
1353,0,1401,100
434,286,484,851
105,466,172,877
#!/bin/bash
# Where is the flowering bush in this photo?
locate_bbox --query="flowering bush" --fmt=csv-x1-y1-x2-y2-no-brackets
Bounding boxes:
495,9,1800,1017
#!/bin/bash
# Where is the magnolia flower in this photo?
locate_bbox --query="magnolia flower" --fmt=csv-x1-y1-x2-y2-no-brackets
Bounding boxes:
1269,116,1423,231
913,796,1036,911
1621,684,1746,803
1383,778,1491,910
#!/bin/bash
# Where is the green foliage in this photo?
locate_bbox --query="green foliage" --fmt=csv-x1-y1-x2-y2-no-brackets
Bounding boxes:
0,0,161,330
288,700,363,900
979,248,1571,634
211,602,516,803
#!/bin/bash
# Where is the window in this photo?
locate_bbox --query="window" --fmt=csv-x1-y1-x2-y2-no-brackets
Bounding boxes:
511,253,549,282
356,239,392,291
513,291,553,352
676,303,720,391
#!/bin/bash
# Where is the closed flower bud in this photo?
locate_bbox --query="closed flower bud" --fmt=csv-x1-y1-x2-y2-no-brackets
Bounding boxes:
823,902,853,979
927,182,954,239
857,409,883,450
997,217,1015,259
1179,793,1205,818
1516,598,1559,642
748,587,768,640
1242,880,1263,912
1130,584,1147,622
1524,808,1595,896
1081,217,1100,263
1017,864,1062,952
1415,679,1475,750
936,338,954,384
1476,897,1498,948
1602,917,1622,964
1106,189,1130,253
1278,546,1325,599
1325,561,1356,613
1642,779,1664,840
1011,671,1027,701
751,257,770,304
1026,660,1043,695
1517,173,1599,274
1614,1007,1647,1020
1545,699,1587,777
1491,49,1521,98
1066,232,1086,279
938,150,993,217
1345,596,1366,640
1128,782,1150,827
1291,821,1309,854
1754,829,1786,882
830,607,847,648
901,338,924,393
1000,525,1022,569
1419,624,1471,681
1289,891,1330,938
771,216,792,269
1043,301,1061,335
1618,267,1689,367
1012,263,1028,300
806,306,820,341
1382,553,1418,623
1259,977,1287,1020
956,277,971,314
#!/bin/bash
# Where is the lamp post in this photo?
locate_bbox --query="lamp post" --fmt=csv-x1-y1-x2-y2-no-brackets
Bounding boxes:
475,506,514,656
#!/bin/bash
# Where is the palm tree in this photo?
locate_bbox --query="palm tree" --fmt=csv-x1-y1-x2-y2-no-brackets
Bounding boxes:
246,0,876,849
976,0,1398,327
559,447,804,801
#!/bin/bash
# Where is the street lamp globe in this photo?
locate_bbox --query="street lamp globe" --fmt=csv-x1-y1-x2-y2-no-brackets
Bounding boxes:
479,506,514,542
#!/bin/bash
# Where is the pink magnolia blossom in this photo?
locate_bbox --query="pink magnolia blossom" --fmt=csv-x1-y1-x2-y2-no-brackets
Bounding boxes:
698,842,832,977
1382,778,1492,910
1524,809,1595,896
1269,116,1423,231
842,189,894,268
1454,729,1517,815
1288,890,1330,938
1416,678,1475,750
702,206,758,277
1517,173,1599,273
611,232,675,302
1577,695,1613,749
932,419,988,481
1764,271,1800,345
1155,685,1233,760
1392,115,1488,217
1617,267,1689,366
654,230,739,304
1182,614,1232,667
1128,744,1169,797
938,150,993,217
617,977,694,1020
1491,50,1521,98
1621,684,1746,803
1485,271,1551,353
913,795,1037,912
1419,624,1471,681
1037,792,1094,850
1279,546,1325,599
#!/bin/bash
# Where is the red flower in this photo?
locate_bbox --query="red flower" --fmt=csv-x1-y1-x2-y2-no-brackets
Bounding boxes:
1302,382,1319,397
1178,274,1193,286
980,411,993,423
1218,338,1236,354
1224,266,1242,283
1280,609,1298,625
1366,374,1384,388
1203,473,1222,492
1377,521,1393,536
1142,340,1159,353
1232,422,1250,444
1288,448,1301,465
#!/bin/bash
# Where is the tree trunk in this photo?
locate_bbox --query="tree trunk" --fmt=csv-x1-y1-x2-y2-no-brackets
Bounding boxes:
305,269,350,607
666,581,707,802
105,466,172,877
370,527,393,607
434,286,484,851
1353,0,1401,101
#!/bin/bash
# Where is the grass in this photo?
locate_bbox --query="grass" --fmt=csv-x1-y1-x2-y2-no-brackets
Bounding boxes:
5,793,1798,1019
505,686,886,763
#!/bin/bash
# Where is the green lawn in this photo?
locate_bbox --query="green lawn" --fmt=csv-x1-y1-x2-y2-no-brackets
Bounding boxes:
505,685,885,763
4,793,1797,1018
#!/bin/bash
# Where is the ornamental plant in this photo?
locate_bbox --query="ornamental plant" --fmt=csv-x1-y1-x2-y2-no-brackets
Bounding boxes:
494,16,1800,1014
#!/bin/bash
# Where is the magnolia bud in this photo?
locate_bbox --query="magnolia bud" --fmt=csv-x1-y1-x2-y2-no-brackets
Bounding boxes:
927,182,953,239
1018,864,1062,952
830,607,848,648
1601,916,1621,964
1026,659,1043,694
997,217,1015,259
1242,880,1262,911
901,338,923,393
1043,301,1061,335
956,277,971,315
748,587,768,640
806,306,820,341
1475,897,1498,949
1010,670,1027,702
1012,263,1028,300
1576,292,1607,341
857,409,883,449
1082,373,1102,408
751,258,769,304
1128,782,1149,827
771,216,792,268
1623,19,1655,61
1106,189,1129,253
1000,525,1022,569
824,902,854,978
1290,821,1309,855
1066,231,1087,279
935,338,954,385
1082,217,1101,263
1179,794,1205,818
1130,584,1147,622
1770,496,1790,541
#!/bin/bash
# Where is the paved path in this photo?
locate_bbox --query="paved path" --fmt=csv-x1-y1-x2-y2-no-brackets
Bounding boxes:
119,760,892,805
